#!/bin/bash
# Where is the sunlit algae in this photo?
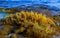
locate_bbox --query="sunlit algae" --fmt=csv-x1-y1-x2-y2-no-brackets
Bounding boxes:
0,11,59,38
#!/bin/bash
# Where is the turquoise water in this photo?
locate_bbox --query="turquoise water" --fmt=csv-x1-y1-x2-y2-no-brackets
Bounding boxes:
0,12,9,19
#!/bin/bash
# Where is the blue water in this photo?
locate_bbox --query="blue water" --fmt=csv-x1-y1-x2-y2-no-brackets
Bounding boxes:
0,1,60,9
0,1,60,19
0,0,60,2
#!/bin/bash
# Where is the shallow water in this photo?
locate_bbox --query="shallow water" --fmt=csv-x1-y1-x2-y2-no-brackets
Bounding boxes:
0,12,9,19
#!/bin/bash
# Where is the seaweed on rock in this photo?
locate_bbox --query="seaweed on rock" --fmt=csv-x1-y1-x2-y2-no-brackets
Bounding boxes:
0,11,59,38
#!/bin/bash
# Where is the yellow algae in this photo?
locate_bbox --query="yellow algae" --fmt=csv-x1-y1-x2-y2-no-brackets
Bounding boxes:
0,11,59,38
